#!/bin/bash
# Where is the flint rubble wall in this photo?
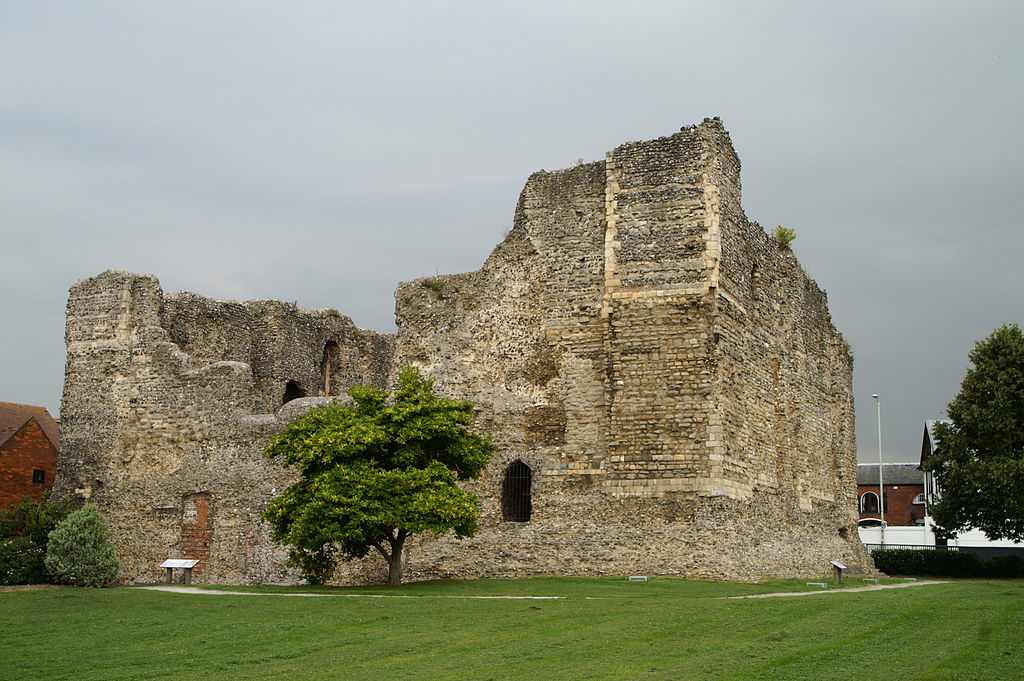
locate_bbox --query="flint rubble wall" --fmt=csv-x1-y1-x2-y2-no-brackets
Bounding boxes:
57,118,868,584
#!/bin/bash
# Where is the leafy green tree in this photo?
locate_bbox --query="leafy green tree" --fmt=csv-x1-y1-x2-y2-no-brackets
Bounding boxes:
925,324,1024,541
264,367,493,585
44,504,120,587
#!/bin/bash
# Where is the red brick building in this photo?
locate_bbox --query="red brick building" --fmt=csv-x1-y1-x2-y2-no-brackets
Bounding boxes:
0,402,59,508
857,463,926,527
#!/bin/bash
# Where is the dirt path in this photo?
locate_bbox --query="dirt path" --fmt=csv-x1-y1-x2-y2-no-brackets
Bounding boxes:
725,580,948,599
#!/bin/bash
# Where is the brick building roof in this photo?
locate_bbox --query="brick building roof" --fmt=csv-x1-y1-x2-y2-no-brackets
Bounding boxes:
857,463,924,486
0,402,59,449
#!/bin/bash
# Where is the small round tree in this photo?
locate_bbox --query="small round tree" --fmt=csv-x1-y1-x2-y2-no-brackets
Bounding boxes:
45,504,119,587
264,367,493,585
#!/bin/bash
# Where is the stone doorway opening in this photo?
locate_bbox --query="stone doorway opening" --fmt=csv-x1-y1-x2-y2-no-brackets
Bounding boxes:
502,460,532,522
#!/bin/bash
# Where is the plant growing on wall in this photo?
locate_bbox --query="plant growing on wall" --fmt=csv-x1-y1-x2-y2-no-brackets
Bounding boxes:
263,367,493,585
924,324,1024,541
773,225,796,248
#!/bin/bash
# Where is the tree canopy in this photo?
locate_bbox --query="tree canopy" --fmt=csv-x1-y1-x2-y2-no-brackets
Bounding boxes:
263,367,493,585
925,323,1024,541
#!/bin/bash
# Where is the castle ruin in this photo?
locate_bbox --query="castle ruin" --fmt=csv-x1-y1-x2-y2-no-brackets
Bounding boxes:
56,119,868,583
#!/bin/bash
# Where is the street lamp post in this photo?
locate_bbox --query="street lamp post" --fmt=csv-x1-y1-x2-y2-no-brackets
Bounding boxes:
872,394,885,546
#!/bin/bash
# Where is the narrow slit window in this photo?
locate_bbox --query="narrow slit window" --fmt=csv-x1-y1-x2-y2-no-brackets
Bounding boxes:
321,340,340,396
32,469,45,485
502,460,532,522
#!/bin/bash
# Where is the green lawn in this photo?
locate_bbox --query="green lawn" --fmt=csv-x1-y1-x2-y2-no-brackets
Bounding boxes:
1,577,1021,681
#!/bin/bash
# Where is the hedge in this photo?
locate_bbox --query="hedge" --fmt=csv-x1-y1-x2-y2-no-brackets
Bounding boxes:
871,548,1024,578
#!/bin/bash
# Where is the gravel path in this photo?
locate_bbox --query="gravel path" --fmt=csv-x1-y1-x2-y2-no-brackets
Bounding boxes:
725,580,948,599
136,585,563,600
136,580,948,601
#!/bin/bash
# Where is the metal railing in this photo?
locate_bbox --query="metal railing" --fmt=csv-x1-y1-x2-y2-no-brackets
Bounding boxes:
866,544,1024,559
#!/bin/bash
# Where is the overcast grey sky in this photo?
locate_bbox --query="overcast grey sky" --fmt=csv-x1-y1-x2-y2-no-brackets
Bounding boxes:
1,2,1021,463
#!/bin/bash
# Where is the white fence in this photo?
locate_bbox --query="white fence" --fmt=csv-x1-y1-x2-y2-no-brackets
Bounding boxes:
859,525,1024,548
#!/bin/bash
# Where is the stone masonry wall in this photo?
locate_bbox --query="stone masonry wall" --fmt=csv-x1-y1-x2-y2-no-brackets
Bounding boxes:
55,271,393,583
58,119,868,584
363,119,867,585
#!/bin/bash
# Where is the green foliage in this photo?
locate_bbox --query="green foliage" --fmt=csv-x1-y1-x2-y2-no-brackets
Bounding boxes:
0,493,78,585
773,224,796,248
871,548,1024,578
264,366,493,584
924,324,1024,541
44,504,119,587
420,278,444,295
0,493,78,546
0,536,47,585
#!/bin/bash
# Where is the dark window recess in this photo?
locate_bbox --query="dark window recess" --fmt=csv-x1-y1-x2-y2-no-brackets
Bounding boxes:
502,460,532,522
321,340,339,395
860,492,879,514
32,469,45,485
283,381,306,404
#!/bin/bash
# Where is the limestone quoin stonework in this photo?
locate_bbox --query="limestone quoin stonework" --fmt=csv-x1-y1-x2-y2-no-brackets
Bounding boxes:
56,119,869,584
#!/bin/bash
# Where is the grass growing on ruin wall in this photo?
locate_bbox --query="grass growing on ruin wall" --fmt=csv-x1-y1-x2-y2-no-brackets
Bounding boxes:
1,577,1022,680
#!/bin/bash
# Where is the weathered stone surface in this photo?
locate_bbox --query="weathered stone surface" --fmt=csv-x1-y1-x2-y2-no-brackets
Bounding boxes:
56,119,869,584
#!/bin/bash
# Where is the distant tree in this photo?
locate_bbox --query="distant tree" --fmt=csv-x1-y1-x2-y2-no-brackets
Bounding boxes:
925,324,1024,541
45,504,120,587
263,367,493,585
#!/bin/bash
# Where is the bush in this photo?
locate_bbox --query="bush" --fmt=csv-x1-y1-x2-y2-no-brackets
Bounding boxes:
871,548,1024,578
0,493,78,545
773,225,796,248
986,555,1024,578
44,505,119,587
0,494,77,585
0,537,47,585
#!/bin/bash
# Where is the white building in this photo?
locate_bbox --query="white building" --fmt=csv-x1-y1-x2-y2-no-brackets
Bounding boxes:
858,420,1024,550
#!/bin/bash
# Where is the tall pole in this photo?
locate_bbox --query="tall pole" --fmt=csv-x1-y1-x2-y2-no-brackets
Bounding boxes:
873,394,885,545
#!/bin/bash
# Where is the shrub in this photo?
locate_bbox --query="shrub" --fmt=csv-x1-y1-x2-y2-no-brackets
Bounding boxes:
44,505,119,587
0,493,78,545
986,555,1024,578
871,548,1024,578
0,494,77,585
0,537,47,585
773,225,796,248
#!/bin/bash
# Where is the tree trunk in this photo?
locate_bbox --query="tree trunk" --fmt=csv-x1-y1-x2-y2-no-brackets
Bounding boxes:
387,532,405,586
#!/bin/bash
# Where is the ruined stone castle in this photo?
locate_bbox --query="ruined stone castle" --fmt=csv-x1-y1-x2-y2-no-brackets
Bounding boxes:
56,119,868,583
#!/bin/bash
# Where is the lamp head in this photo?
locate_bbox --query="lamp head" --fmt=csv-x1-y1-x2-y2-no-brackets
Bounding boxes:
871,394,879,399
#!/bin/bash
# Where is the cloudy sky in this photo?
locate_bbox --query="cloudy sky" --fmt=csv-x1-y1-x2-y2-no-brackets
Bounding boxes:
1,2,1021,462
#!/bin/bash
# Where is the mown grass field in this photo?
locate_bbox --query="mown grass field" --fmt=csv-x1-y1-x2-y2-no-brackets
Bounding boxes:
1,577,1021,681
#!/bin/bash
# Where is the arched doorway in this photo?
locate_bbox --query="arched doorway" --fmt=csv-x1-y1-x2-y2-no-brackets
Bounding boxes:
502,460,532,522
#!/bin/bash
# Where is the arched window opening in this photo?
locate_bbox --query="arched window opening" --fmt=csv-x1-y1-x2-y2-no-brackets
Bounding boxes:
283,380,306,405
321,340,340,396
502,460,532,522
860,492,879,514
